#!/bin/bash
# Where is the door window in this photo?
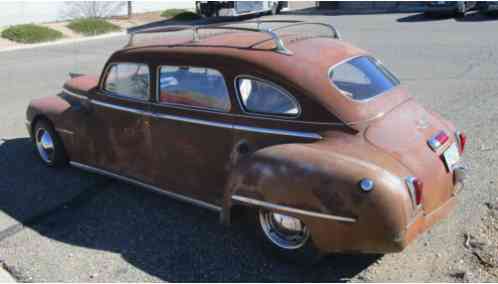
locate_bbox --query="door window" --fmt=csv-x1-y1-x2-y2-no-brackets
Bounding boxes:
104,63,150,100
236,77,300,116
158,66,230,111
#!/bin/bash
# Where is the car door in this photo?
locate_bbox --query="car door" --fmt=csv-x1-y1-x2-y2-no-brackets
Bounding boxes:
148,65,235,206
85,62,154,183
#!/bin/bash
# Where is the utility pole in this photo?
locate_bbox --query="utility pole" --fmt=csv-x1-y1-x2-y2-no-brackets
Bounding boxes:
127,1,132,18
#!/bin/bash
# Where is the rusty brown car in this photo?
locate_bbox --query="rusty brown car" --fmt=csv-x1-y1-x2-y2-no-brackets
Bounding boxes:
25,21,467,262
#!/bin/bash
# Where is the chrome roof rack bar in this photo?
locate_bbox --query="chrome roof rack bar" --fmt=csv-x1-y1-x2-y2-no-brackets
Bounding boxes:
194,25,293,55
127,21,341,54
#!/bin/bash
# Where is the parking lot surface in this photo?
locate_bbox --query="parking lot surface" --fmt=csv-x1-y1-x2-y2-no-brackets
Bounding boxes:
0,11,497,282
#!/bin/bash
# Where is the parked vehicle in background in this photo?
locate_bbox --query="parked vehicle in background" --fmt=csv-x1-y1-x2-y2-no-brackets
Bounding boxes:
478,1,498,14
195,1,283,17
425,1,476,17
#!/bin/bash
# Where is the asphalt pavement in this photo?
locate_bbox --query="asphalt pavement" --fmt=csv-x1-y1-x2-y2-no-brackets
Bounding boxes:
0,11,497,282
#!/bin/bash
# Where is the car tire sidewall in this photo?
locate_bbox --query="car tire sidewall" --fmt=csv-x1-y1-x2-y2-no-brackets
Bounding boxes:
245,207,323,265
33,120,67,167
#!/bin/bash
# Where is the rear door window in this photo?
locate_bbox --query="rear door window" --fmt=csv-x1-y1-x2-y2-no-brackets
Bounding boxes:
158,66,230,112
329,56,400,101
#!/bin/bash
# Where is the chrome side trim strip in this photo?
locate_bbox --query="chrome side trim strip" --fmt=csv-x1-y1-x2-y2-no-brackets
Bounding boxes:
231,195,356,223
90,99,322,140
91,99,145,115
63,88,88,100
234,125,322,140
153,112,233,130
69,161,222,212
56,128,74,135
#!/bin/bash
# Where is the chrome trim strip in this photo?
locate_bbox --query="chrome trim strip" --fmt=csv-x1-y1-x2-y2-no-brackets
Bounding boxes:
90,99,322,140
55,128,74,135
153,112,233,130
231,195,356,223
63,88,88,100
70,161,222,212
234,125,322,140
91,99,145,115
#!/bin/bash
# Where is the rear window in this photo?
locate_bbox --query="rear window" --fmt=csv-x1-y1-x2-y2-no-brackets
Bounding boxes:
329,56,400,101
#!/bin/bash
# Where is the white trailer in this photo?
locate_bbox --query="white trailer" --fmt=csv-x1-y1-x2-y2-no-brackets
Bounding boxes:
196,1,285,17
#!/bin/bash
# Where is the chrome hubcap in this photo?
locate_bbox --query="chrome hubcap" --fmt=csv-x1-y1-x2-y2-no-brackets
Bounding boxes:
35,128,54,164
259,210,310,250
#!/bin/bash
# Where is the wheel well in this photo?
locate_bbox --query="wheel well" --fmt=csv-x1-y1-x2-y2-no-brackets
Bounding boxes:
30,114,51,138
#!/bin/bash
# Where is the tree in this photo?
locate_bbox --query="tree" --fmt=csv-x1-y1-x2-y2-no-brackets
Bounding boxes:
62,1,126,19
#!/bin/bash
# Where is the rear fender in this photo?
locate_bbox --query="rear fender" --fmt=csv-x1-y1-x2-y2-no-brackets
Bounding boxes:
223,143,411,252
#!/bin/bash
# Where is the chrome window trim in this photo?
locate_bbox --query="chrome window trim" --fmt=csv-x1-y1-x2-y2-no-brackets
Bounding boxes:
70,161,222,212
327,55,400,104
234,74,302,119
232,195,356,223
63,88,88,100
102,62,151,102
156,65,232,112
90,99,322,140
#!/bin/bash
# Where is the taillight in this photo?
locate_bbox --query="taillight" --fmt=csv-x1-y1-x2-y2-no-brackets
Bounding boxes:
456,131,466,154
428,131,449,152
406,176,424,207
413,179,424,205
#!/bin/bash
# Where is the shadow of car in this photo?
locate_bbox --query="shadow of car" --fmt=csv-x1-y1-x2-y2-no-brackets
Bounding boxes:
0,137,380,281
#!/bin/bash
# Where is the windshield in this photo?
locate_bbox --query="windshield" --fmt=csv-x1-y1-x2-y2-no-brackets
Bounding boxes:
329,56,400,101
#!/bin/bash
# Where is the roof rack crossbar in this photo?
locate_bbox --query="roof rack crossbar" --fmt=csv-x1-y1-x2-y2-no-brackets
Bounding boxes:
195,26,292,55
127,21,341,54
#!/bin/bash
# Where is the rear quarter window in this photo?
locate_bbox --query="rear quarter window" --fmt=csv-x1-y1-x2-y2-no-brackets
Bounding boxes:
329,56,400,101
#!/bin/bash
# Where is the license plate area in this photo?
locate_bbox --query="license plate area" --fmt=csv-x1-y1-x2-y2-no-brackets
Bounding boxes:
443,143,460,172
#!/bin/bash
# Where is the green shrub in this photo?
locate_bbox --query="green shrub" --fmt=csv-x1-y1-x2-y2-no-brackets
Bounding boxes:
67,18,120,36
1,24,63,43
161,9,201,20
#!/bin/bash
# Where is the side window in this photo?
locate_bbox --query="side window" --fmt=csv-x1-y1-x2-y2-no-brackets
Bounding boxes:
236,77,300,116
104,63,150,100
158,66,230,111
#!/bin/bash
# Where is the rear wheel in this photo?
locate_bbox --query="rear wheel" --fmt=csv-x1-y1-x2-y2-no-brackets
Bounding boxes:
249,208,323,264
33,119,67,167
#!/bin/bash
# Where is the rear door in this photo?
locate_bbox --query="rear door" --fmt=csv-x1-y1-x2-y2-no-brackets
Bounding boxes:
148,65,235,206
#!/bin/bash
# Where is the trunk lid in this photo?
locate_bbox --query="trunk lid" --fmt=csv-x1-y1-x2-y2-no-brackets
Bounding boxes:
364,99,458,213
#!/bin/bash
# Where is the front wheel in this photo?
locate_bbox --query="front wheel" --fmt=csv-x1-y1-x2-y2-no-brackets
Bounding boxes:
33,119,67,167
251,208,323,264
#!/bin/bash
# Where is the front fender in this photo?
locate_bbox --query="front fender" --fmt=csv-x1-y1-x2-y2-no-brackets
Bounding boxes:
27,95,72,128
224,142,413,253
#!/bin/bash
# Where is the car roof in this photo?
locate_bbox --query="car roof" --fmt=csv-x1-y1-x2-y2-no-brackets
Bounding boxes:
114,32,366,93
109,31,407,127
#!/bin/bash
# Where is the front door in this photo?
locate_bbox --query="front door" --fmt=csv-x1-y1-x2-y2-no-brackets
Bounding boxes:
148,65,235,205
86,62,153,183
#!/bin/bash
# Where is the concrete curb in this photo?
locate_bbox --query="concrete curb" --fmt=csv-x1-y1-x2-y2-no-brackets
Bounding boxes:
0,31,126,53
0,265,15,283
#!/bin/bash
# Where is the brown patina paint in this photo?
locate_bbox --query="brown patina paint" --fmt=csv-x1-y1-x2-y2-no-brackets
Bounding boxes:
26,29,465,254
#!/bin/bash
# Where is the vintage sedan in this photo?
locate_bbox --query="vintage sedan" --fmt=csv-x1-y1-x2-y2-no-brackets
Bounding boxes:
26,21,467,262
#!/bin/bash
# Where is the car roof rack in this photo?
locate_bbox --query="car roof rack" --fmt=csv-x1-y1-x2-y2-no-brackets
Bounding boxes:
127,20,341,56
